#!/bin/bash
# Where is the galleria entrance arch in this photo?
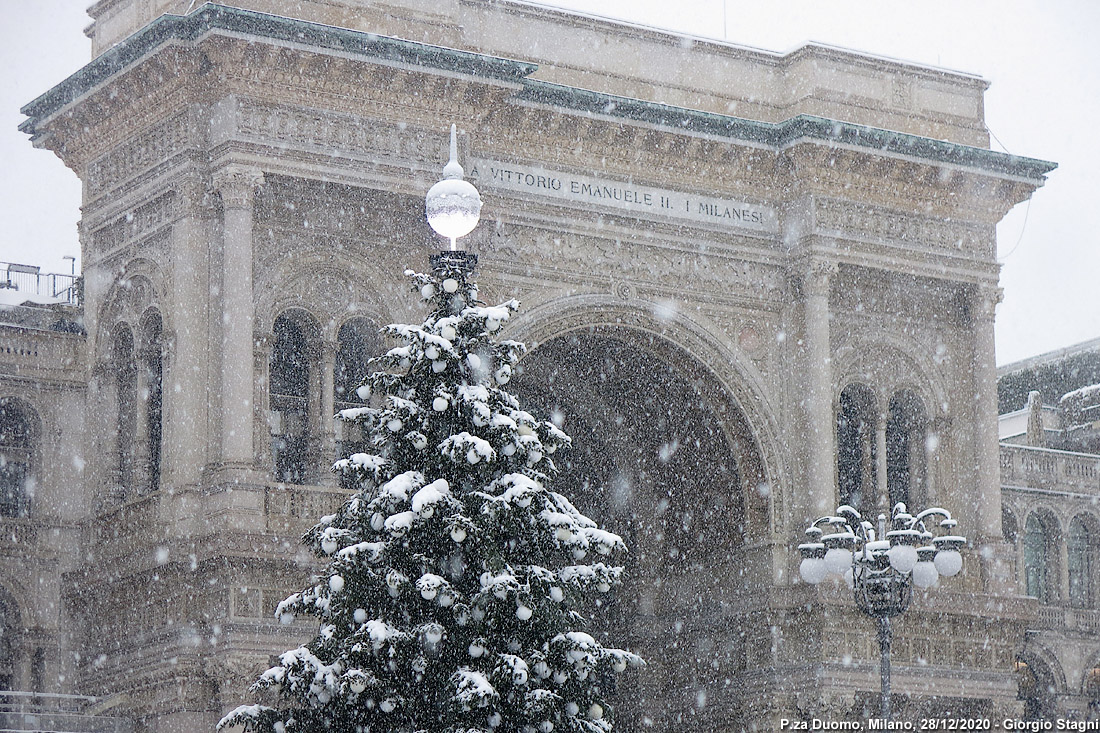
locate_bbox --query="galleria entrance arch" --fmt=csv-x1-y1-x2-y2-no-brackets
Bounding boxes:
513,320,773,730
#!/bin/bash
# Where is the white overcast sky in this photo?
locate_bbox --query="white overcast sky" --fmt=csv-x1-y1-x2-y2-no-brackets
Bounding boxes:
1,0,1096,365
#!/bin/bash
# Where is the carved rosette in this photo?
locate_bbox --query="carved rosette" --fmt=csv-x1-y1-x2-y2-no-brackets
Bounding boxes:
212,165,265,209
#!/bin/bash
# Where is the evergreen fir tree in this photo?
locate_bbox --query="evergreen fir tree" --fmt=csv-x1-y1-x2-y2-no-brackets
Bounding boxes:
220,253,641,733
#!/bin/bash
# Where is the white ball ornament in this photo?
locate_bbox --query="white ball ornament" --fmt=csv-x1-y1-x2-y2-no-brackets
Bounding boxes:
433,396,449,412
612,658,627,673
442,278,459,293
432,360,447,373
450,526,467,543
321,538,338,555
420,586,438,600
467,353,481,369
502,443,516,456
387,418,403,432
425,346,440,360
541,722,554,733
488,713,502,729
589,704,604,720
354,608,368,623
419,504,434,519
371,513,385,531
565,702,579,716
379,700,395,713
466,449,482,464
555,527,572,543
495,368,510,385
412,434,428,450
549,586,564,602
441,325,456,341
329,575,345,593
399,357,411,370
421,284,436,299
553,671,568,685
439,593,453,607
572,548,587,560
486,317,501,332
355,385,371,401
516,604,533,621
597,582,611,593
350,679,367,694
528,449,543,464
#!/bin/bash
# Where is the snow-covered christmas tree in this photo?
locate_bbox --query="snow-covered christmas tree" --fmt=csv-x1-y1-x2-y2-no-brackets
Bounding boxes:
219,129,640,733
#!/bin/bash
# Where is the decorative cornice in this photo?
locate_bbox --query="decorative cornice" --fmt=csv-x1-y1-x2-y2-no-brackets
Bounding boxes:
20,5,1055,187
517,81,1056,183
20,3,537,138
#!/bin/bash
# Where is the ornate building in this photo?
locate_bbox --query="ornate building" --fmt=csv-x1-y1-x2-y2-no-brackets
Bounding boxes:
1,0,1076,730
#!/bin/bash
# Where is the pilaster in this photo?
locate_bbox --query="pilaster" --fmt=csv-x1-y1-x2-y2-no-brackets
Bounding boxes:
802,257,838,519
212,164,264,473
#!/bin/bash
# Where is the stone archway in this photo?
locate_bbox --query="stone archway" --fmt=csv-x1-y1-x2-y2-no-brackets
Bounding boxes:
513,326,769,732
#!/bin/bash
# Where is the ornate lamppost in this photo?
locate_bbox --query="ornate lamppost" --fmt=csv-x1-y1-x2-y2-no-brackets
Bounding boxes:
425,123,483,279
798,503,966,720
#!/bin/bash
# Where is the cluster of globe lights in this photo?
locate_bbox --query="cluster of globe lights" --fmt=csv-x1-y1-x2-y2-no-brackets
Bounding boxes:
798,503,965,597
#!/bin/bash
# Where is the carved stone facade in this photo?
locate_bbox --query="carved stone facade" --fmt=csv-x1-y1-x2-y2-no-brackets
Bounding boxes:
4,1,1066,731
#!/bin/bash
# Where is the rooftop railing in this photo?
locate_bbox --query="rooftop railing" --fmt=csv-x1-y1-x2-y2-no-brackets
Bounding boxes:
1,261,81,306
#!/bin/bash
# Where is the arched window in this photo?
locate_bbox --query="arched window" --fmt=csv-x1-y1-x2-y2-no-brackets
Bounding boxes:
1016,657,1057,720
0,399,35,518
1086,667,1100,720
270,311,321,485
139,314,164,493
334,318,378,487
0,592,17,692
1024,514,1055,603
886,390,926,508
334,318,378,409
112,326,137,495
1003,508,1019,582
837,384,876,514
1068,517,1095,608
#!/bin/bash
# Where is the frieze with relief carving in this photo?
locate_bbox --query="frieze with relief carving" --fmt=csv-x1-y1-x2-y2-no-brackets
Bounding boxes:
238,99,439,167
815,197,992,258
86,113,192,195
89,192,177,257
484,223,787,303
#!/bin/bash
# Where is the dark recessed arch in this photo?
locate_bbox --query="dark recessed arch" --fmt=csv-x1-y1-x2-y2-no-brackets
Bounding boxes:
512,324,767,733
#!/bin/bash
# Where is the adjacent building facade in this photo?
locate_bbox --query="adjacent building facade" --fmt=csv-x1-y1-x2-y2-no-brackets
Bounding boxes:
3,0,1084,731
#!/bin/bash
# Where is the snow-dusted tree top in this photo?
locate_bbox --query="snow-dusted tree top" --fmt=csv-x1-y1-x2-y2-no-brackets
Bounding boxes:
220,261,641,733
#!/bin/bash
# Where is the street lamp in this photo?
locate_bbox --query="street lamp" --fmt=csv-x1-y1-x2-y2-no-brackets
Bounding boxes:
426,124,482,280
798,502,966,721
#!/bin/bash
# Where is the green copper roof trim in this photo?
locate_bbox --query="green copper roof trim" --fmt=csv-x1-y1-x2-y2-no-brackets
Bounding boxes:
517,80,1057,181
20,3,1057,183
19,3,538,134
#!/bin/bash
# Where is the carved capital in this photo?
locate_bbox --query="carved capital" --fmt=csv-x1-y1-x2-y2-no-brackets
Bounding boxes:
801,258,838,298
212,165,264,209
971,284,1003,322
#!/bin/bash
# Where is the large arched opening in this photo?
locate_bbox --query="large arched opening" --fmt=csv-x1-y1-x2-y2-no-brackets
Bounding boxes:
513,326,768,731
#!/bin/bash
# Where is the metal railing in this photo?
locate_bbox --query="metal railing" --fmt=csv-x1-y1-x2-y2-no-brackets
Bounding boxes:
0,690,131,732
0,262,81,306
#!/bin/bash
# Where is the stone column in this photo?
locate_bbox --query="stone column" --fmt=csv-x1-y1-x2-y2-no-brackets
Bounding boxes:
166,173,214,487
212,165,264,470
971,284,1003,542
320,342,337,486
802,258,838,518
875,414,888,512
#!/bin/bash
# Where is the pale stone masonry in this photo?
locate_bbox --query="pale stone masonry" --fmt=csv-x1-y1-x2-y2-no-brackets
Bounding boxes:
2,1,1075,731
